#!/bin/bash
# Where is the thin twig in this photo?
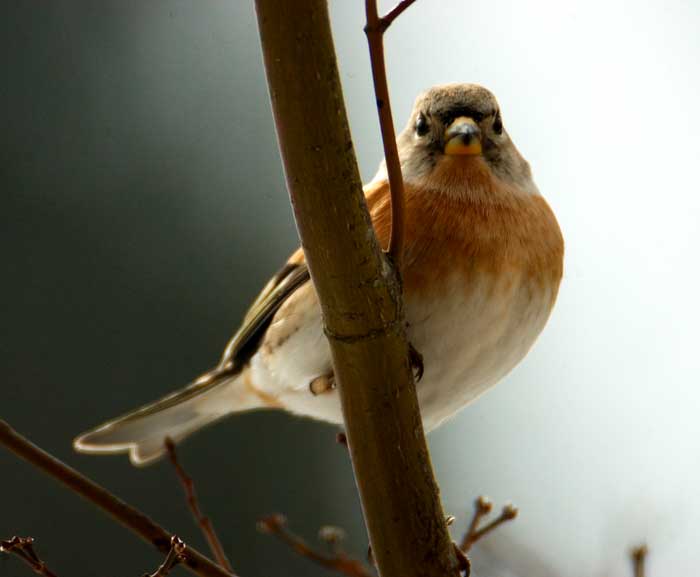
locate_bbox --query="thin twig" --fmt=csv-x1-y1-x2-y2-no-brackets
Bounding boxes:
459,496,492,551
164,438,234,574
459,496,518,553
381,0,418,31
143,536,187,577
258,514,373,577
631,545,648,577
1,536,60,577
0,420,234,577
364,0,419,268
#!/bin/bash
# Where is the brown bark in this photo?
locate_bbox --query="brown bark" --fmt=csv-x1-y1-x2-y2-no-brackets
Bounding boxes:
253,2,459,577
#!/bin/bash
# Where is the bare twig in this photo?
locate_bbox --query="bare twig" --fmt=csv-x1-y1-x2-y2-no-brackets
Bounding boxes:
258,515,373,577
460,496,518,553
364,0,418,267
1,536,59,577
0,420,234,577
381,0,418,32
631,545,648,577
164,438,234,573
318,525,347,556
143,536,187,577
460,496,492,551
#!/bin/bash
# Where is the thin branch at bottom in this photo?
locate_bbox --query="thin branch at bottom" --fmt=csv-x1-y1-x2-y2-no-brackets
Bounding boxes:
164,438,234,574
144,536,187,577
1,536,60,577
258,514,373,577
0,420,234,577
459,496,518,553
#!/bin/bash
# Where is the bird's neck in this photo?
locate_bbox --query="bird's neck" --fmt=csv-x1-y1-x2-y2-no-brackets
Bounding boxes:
407,156,538,204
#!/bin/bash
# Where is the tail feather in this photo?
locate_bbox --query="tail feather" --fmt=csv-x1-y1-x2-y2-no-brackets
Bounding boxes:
74,370,261,466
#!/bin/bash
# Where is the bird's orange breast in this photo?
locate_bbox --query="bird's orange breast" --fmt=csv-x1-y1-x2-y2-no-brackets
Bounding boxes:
365,170,564,303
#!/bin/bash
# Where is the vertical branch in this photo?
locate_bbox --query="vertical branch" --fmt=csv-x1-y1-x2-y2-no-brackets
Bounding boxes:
253,2,459,577
631,545,648,577
0,421,234,577
364,0,416,267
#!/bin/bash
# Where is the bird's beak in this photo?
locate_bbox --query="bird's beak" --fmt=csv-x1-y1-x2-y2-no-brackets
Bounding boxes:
444,116,482,156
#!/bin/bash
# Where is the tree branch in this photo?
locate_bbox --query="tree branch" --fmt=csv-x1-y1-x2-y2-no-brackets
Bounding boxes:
0,420,234,577
631,545,648,577
364,0,415,266
164,439,234,573
258,515,373,577
459,496,518,553
143,536,187,577
1,536,60,577
380,0,418,32
253,1,458,576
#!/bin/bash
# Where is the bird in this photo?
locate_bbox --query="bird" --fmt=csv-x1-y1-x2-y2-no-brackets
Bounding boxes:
74,83,564,466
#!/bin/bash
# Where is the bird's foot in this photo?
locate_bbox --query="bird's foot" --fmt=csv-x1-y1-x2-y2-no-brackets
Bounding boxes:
453,543,471,576
309,373,336,396
367,540,469,576
408,342,424,382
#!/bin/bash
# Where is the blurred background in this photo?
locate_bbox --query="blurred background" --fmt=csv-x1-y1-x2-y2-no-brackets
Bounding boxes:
2,1,699,576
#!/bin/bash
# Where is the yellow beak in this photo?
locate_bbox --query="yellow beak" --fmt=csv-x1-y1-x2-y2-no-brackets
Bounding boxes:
444,116,482,156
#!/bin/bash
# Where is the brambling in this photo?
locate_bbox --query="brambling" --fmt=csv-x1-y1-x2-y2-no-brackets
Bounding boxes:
75,84,564,465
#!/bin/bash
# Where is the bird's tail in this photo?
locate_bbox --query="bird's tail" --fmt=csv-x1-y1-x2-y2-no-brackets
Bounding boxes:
73,367,262,466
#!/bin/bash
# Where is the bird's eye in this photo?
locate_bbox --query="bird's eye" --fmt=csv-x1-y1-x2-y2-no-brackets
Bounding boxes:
492,111,503,135
415,113,429,136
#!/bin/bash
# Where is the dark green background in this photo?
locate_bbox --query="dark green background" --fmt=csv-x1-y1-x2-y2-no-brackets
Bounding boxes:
1,3,370,576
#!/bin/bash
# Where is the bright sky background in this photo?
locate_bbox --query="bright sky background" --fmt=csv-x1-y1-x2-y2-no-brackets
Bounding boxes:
331,1,700,575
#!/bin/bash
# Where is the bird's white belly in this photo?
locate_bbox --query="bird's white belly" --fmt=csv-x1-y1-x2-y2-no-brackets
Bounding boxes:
248,272,554,430
407,273,554,430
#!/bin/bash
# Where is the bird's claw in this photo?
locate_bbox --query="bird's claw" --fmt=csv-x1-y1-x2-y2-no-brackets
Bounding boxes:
309,373,336,396
409,342,424,382
453,543,471,576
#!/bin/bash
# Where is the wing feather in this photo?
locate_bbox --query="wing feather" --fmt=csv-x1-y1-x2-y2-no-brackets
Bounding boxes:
74,261,310,448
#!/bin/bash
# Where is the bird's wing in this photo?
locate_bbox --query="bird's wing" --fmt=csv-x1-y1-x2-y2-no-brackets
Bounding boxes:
216,260,310,372
74,178,390,451
73,260,310,448
146,259,311,412
137,177,392,413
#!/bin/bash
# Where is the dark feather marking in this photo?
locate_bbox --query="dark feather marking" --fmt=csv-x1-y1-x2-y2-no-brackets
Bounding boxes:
217,262,311,373
75,262,311,435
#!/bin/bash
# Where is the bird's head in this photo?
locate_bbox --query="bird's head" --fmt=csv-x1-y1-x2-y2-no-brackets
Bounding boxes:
390,83,537,198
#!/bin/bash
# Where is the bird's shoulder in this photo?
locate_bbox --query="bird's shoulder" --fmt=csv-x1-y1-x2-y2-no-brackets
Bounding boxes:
217,179,389,370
